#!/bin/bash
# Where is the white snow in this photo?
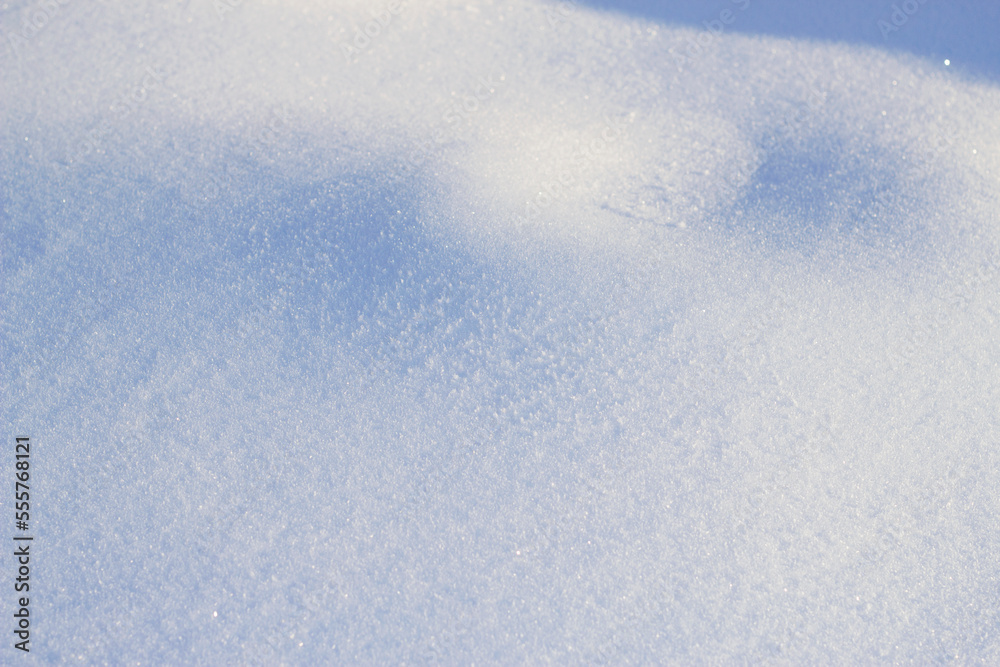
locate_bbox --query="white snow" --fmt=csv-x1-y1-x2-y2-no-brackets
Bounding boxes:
2,0,999,662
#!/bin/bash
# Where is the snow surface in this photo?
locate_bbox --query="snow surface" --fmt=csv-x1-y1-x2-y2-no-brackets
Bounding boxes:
2,0,999,663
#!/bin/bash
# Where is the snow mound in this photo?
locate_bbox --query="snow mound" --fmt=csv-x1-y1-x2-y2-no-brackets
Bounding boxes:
2,0,999,663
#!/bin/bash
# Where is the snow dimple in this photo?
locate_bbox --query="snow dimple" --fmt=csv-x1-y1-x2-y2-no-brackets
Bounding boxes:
458,106,754,242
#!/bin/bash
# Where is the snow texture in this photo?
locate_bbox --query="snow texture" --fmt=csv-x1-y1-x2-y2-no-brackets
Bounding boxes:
2,0,999,663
